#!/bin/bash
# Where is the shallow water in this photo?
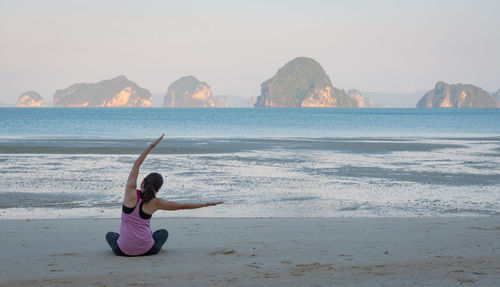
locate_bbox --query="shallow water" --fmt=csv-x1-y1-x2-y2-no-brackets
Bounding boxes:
0,137,499,219
1,108,499,219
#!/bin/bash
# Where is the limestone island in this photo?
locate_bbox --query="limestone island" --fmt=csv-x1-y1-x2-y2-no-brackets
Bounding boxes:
164,76,216,107
347,89,374,108
493,89,500,103
417,81,499,108
254,57,372,108
16,91,45,107
212,95,254,107
54,76,152,107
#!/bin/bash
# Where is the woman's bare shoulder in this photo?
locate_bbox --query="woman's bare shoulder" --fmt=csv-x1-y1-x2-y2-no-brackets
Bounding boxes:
123,188,138,208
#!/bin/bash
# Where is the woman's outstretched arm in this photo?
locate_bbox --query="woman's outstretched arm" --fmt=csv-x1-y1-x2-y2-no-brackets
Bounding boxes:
124,134,164,204
153,198,223,211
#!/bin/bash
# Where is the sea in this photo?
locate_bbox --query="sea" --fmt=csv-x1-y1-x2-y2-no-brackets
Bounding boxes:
0,107,499,219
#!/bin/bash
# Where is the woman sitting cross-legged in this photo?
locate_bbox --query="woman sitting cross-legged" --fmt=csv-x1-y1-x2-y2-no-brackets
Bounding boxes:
106,134,223,256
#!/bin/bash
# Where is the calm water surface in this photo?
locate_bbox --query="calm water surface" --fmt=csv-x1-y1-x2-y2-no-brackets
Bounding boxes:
0,108,499,219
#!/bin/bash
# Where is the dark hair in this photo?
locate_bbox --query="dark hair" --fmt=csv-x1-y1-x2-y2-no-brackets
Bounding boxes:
142,173,163,203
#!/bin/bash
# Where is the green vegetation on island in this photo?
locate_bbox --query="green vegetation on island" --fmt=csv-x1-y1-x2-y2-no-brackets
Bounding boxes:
163,76,216,107
54,76,151,107
417,81,499,108
254,57,368,108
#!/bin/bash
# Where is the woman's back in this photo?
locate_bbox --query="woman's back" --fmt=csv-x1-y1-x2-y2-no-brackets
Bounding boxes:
117,190,154,256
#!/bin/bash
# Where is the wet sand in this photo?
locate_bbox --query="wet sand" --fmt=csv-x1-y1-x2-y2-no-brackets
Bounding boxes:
1,217,499,286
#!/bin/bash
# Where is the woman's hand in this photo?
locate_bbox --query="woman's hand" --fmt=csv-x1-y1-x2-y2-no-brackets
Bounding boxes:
206,201,224,207
150,134,164,149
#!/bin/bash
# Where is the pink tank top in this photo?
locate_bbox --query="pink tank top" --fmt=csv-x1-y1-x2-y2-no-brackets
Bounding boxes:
117,190,154,255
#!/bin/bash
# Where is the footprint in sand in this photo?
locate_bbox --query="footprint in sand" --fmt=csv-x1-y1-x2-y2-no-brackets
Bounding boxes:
247,262,263,269
291,263,334,276
339,254,354,261
50,252,81,257
457,278,475,284
368,271,397,276
467,226,500,231
208,249,236,255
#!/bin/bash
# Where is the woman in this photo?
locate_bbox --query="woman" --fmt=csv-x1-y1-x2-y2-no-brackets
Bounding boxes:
106,134,223,256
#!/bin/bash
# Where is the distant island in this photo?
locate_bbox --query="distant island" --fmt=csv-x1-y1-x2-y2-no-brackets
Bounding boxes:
16,91,45,107
0,100,12,107
493,89,500,103
5,71,500,109
347,89,374,108
164,76,216,107
54,76,151,107
212,95,254,107
254,57,372,108
417,81,499,108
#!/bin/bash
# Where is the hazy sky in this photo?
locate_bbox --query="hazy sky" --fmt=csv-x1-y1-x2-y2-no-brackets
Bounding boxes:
1,0,499,104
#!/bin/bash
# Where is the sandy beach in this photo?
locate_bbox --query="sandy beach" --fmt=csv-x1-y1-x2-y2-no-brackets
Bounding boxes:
1,217,499,286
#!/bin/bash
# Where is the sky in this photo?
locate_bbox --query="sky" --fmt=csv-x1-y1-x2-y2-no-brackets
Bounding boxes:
1,0,499,105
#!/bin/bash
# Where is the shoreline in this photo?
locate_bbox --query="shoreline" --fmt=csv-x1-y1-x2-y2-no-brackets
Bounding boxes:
2,217,499,286
2,214,500,220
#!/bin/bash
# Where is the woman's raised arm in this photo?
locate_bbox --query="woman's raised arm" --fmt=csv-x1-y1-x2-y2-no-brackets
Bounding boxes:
124,134,164,200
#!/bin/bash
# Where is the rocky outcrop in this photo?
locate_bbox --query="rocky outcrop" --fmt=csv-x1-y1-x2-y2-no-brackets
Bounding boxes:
164,76,215,107
493,89,500,103
348,89,374,108
213,95,229,107
54,76,151,107
417,82,499,108
300,86,338,107
214,95,254,107
254,57,358,107
16,91,45,107
247,96,257,107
